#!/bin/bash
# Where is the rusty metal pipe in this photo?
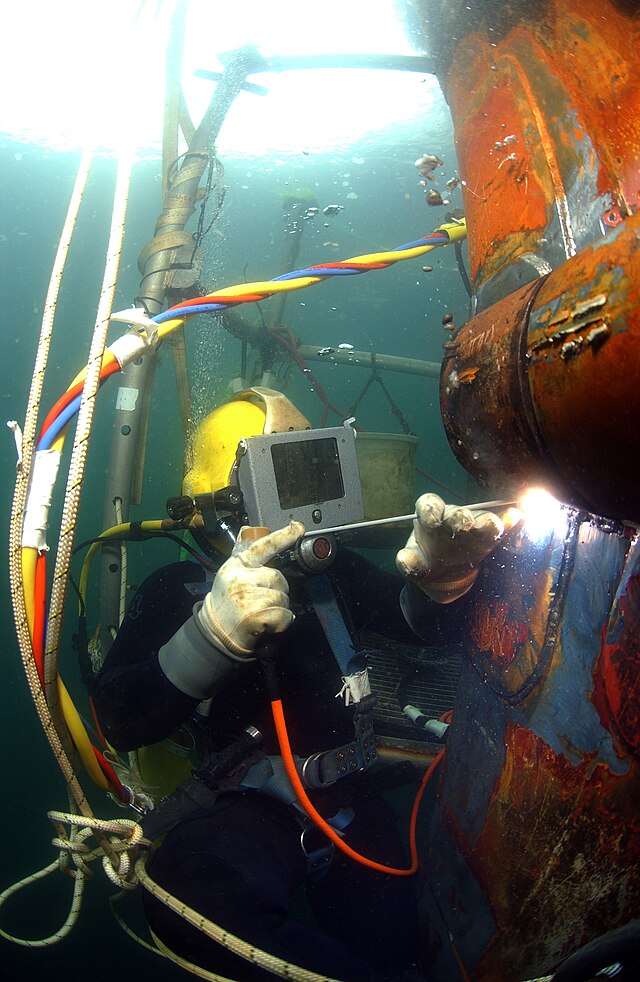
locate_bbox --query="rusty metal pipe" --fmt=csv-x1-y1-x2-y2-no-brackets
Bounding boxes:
441,210,640,522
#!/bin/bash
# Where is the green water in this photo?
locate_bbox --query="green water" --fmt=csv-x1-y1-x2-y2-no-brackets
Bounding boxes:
0,52,471,978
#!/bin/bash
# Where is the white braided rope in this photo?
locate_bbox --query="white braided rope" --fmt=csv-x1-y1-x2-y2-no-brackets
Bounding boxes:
7,151,94,813
44,153,133,732
136,857,343,981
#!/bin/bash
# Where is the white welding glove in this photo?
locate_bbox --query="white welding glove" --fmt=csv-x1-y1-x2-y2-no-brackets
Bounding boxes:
197,521,305,658
396,493,520,604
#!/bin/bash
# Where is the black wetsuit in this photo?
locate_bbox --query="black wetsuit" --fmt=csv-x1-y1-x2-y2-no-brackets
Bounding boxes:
93,548,464,981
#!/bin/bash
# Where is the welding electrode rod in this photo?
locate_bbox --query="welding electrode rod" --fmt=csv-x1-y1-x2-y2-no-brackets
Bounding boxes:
303,499,518,538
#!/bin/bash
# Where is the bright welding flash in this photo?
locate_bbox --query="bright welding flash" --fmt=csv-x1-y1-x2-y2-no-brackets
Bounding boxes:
518,487,566,543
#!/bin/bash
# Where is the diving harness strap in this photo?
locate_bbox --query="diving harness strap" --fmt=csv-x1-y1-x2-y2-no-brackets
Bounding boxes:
299,573,377,789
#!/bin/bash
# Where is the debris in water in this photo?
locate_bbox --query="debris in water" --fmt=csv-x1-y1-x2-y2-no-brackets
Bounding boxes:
426,189,449,207
415,153,443,181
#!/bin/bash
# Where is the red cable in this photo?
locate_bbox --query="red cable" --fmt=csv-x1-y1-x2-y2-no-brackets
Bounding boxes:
31,554,125,800
166,292,267,311
89,696,110,749
37,359,121,445
33,551,47,688
92,745,126,802
271,696,445,876
163,262,390,315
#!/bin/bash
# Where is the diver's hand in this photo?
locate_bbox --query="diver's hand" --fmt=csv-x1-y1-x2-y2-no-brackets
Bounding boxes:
198,521,305,657
396,493,520,604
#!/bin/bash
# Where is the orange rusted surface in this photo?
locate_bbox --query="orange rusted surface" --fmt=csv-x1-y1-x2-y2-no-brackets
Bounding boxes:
450,48,555,289
437,0,640,302
472,722,640,980
472,601,531,666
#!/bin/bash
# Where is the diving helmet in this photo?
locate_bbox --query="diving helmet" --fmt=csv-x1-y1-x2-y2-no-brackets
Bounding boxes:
183,387,311,499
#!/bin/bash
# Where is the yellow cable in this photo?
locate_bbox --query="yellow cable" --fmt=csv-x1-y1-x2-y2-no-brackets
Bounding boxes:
21,547,37,640
18,542,109,791
67,349,119,394
59,519,170,789
157,317,188,340
20,538,110,790
155,220,467,341
50,425,69,455
19,539,111,793
436,219,468,243
57,678,110,791
78,520,166,612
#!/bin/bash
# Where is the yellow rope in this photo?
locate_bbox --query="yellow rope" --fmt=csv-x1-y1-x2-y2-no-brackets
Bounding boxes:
0,858,86,948
0,810,142,947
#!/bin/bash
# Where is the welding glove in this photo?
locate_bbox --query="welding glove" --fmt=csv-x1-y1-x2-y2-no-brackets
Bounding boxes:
159,521,304,700
396,493,519,604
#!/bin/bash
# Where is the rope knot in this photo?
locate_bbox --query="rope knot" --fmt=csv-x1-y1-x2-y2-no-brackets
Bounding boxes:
48,811,145,890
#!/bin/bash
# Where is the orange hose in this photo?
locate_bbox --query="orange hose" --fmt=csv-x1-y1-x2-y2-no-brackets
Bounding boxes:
271,697,444,876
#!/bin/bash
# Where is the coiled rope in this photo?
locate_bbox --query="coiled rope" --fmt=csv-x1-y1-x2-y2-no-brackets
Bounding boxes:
0,808,340,980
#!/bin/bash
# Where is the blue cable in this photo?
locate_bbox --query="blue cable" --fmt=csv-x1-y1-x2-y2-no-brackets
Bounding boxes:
153,232,451,323
37,394,82,450
38,229,454,440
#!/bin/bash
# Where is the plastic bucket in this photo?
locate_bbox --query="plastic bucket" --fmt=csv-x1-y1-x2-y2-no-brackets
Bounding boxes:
355,432,418,520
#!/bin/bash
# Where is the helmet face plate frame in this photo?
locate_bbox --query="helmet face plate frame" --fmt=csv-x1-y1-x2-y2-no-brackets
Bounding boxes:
236,423,365,533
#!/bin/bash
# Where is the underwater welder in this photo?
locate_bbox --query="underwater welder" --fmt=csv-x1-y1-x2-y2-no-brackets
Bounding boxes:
91,386,515,982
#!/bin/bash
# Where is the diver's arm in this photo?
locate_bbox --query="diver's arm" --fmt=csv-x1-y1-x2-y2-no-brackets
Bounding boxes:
92,652,198,751
329,540,470,646
92,562,207,750
160,523,303,697
157,600,256,696
94,523,304,751
93,598,258,751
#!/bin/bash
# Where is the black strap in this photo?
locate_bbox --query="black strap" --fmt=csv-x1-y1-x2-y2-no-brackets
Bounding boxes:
302,694,377,789
141,730,261,841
